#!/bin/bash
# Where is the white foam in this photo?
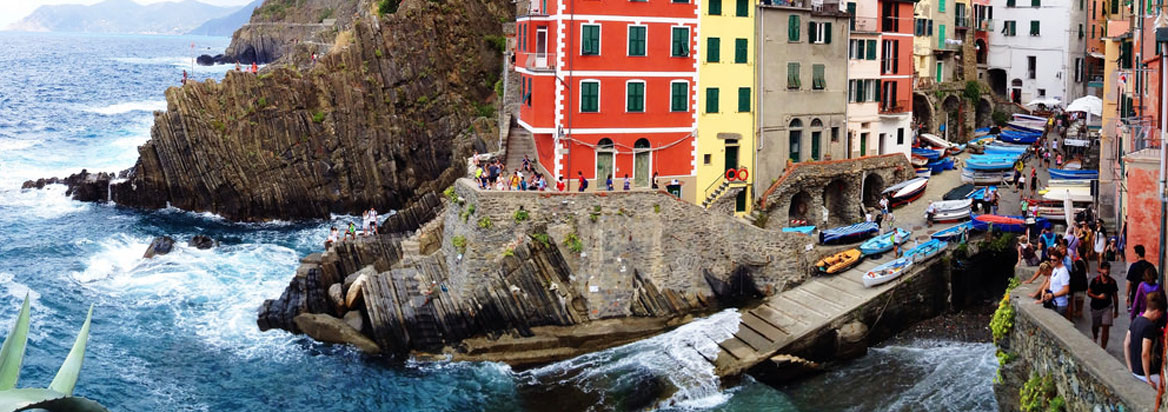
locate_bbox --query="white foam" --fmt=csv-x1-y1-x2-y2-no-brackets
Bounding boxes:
82,100,167,116
0,185,87,218
0,138,40,152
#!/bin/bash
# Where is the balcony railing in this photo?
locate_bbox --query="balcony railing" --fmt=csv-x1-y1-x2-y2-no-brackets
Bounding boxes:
955,15,970,29
976,19,995,31
522,52,556,71
880,99,910,114
852,16,879,32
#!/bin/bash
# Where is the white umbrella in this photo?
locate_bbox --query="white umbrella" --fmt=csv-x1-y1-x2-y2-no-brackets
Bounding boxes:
1066,95,1103,116
1024,98,1063,109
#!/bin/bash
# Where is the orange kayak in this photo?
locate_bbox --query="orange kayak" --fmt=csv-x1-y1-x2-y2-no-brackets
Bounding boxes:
974,214,1025,225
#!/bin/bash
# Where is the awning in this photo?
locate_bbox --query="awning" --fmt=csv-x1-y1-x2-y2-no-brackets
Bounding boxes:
1066,95,1103,116
1064,139,1091,147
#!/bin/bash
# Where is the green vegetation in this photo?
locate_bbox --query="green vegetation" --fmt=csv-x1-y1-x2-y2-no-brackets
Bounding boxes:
995,350,1017,383
378,0,401,15
484,35,506,53
452,235,467,254
531,233,550,247
460,204,476,223
0,294,105,411
257,97,268,107
753,211,769,228
375,49,383,58
513,208,530,223
210,120,226,133
503,248,515,257
564,232,583,254
418,96,430,106
257,73,272,81
963,80,982,102
312,111,326,123
980,233,1016,253
494,78,504,97
1020,373,1064,412
653,204,661,214
474,102,495,119
477,216,493,229
444,186,458,203
990,277,1021,343
992,110,1010,126
318,7,333,22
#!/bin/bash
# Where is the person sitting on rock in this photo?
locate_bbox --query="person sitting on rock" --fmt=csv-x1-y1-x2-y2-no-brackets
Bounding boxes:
344,222,357,242
325,227,339,249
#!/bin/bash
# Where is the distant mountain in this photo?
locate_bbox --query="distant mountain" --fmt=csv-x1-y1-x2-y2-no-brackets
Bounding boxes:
187,0,261,37
6,0,239,35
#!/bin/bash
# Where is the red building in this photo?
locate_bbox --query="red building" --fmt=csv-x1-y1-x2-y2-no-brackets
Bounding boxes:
878,0,913,114
515,0,699,193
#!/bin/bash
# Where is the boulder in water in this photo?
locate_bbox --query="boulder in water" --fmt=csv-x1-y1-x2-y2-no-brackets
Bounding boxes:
293,313,380,354
188,235,215,249
196,54,216,66
143,236,175,258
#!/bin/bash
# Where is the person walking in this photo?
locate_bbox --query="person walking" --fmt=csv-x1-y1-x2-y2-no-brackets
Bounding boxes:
1131,266,1165,321
1088,261,1120,349
1126,245,1158,312
1125,292,1164,387
1029,167,1038,197
577,171,589,192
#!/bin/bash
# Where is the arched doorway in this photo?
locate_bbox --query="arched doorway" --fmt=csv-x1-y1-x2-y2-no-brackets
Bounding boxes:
912,93,933,132
788,119,803,163
987,68,1007,96
596,138,615,181
862,173,884,209
789,190,813,224
975,39,987,65
633,138,651,187
810,118,823,161
1010,79,1023,104
976,97,993,128
823,179,850,226
941,95,962,139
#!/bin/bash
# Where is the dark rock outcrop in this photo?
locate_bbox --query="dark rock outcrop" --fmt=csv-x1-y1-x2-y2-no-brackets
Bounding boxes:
143,236,175,258
90,0,508,221
188,235,216,249
220,0,361,65
22,169,116,203
196,54,217,66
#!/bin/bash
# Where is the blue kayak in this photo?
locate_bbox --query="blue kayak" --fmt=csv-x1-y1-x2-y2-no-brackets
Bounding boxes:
931,222,973,240
912,148,942,160
859,227,912,255
905,239,948,263
966,156,1015,171
997,133,1039,144
1049,168,1098,180
782,225,816,234
983,145,1027,155
819,222,880,245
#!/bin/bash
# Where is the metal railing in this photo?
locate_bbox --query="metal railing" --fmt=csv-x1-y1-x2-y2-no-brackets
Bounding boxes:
880,99,910,114
522,52,556,71
955,15,970,29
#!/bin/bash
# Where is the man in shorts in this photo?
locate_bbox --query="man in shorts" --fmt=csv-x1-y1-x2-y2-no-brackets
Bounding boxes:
1088,261,1120,349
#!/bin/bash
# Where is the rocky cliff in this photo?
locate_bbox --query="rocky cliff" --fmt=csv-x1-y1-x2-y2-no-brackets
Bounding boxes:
220,0,362,64
96,0,509,221
259,179,818,365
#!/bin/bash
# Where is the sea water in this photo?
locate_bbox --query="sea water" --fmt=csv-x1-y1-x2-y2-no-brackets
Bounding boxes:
0,31,997,411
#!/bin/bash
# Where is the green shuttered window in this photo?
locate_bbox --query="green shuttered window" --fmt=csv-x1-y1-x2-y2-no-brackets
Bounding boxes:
628,26,646,56
581,81,599,112
626,82,644,112
734,38,747,63
787,62,801,89
706,88,719,113
737,87,750,112
671,82,688,112
582,25,600,55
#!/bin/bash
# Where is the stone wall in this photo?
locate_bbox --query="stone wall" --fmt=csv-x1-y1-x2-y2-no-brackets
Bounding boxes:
757,154,914,227
995,281,1157,412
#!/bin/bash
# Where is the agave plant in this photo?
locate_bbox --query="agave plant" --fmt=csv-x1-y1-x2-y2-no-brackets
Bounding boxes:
0,294,107,412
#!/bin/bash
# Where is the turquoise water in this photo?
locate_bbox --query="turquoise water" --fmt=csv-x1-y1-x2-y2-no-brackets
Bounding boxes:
0,31,998,411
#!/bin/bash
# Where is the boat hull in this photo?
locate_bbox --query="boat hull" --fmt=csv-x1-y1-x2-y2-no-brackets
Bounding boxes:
859,228,912,255
1048,169,1098,180
819,222,880,245
905,239,948,263
863,257,913,288
815,248,863,274
931,223,972,240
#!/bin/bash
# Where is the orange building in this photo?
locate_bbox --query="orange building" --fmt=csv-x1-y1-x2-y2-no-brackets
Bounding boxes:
515,0,699,198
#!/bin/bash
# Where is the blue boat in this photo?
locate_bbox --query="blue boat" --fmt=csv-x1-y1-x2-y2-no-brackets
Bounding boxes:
859,227,912,255
912,147,942,160
782,225,816,234
966,156,1015,171
970,214,1050,233
1005,121,1045,133
819,222,880,245
905,239,949,263
1049,168,1098,180
997,132,1039,144
931,222,973,241
983,145,1027,155
928,157,954,173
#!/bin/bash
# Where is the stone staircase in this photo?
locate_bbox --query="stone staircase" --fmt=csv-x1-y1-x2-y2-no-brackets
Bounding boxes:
702,180,747,210
395,214,445,269
502,123,551,177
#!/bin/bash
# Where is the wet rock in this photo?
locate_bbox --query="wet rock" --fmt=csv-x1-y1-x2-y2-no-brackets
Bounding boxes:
188,235,215,249
835,321,869,360
196,54,216,66
143,236,175,259
328,283,344,312
343,310,364,333
293,313,380,354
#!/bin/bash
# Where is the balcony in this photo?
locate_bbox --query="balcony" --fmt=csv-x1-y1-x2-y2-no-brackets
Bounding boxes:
976,19,994,32
880,99,910,114
852,16,879,33
955,15,970,30
522,52,556,72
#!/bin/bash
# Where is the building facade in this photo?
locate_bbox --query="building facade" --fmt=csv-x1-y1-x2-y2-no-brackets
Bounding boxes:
914,0,959,86
985,0,1087,105
846,0,883,158
877,0,915,158
514,0,699,199
696,0,757,212
756,3,851,189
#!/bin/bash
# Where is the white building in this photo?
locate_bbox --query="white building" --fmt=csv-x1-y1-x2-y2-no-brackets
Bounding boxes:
847,0,912,159
986,0,1088,106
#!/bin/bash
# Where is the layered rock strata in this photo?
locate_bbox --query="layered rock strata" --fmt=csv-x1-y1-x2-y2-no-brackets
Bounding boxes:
222,0,362,64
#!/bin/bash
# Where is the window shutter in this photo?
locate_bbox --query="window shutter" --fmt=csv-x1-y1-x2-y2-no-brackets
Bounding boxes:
738,87,750,112
735,38,747,63
707,37,720,62
824,23,832,43
808,22,816,43
706,88,719,113
736,0,748,17
788,62,800,88
710,0,721,15
789,15,800,41
812,64,825,90
1007,0,1015,6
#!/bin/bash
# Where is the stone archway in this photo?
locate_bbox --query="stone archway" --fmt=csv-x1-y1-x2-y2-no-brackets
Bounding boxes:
941,95,963,139
789,191,813,225
912,93,934,132
987,68,1007,96
822,179,852,226
862,173,884,209
976,97,993,128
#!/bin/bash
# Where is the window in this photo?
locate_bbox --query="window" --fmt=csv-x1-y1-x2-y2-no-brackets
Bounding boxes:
628,26,647,56
897,128,904,145
705,88,719,113
1027,56,1036,79
626,81,645,112
809,22,832,44
735,38,748,63
704,154,711,164
866,39,877,60
525,78,532,105
788,119,802,162
1074,58,1084,82
831,127,840,143
848,2,857,31
787,62,801,89
670,81,688,112
1029,20,1040,36
738,87,750,112
581,81,599,112
736,0,748,16
812,64,826,90
936,61,943,82
1007,0,1015,6
1078,24,1084,39
707,37,720,62
788,15,801,41
939,0,946,12
1002,20,1016,36
671,27,690,57
1031,0,1040,6
938,25,946,47
1038,88,1046,97
1111,0,1119,13
582,24,600,55
850,39,864,59
709,0,721,15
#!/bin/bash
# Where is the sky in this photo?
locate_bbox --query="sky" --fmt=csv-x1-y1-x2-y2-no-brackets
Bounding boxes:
0,0,255,29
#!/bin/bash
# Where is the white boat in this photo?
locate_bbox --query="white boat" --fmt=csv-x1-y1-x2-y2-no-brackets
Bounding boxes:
933,208,971,222
1047,179,1092,187
1013,113,1049,122
919,133,955,149
961,169,1011,185
1036,206,1087,220
931,198,973,213
863,257,913,288
1041,187,1092,203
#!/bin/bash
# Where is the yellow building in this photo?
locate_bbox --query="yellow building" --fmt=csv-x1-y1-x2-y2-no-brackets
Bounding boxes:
696,0,756,214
